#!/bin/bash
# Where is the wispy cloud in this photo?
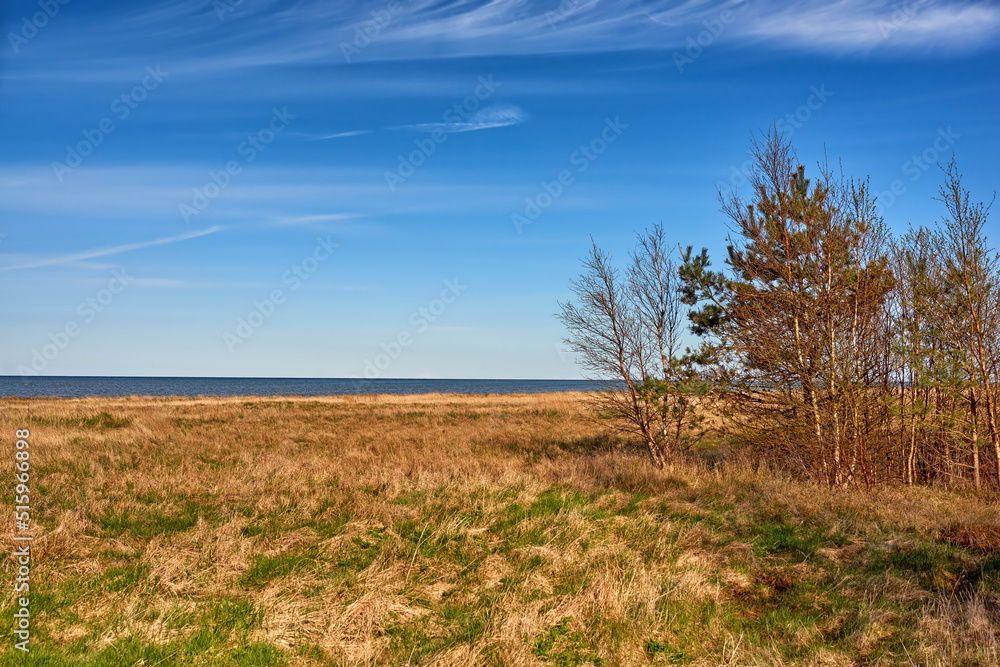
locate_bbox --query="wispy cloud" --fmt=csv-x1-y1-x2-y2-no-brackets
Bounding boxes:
0,226,225,272
271,213,360,226
0,166,535,227
313,130,373,140
304,106,528,143
10,0,995,84
394,105,527,133
738,0,1000,52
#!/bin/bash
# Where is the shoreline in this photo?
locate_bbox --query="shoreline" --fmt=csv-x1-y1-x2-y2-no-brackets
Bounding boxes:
0,390,597,404
0,377,609,401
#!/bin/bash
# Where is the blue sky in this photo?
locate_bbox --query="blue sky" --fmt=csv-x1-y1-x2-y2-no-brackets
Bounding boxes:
1,0,998,379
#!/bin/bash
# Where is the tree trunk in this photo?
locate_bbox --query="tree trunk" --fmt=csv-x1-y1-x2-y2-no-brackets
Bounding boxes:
985,390,1000,487
793,312,826,482
970,388,981,491
907,370,917,485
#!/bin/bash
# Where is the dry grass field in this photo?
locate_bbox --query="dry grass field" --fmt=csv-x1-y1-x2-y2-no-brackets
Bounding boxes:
1,392,999,666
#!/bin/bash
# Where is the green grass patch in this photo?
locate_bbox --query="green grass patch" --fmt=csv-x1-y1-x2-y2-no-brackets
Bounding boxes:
29,411,131,430
751,518,850,560
645,639,689,664
533,617,604,666
93,501,205,539
241,547,321,589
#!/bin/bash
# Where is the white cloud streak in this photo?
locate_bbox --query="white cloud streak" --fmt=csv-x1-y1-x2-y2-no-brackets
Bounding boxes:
314,130,373,140
6,0,996,83
739,0,1000,52
394,105,528,133
0,225,225,272
273,213,359,225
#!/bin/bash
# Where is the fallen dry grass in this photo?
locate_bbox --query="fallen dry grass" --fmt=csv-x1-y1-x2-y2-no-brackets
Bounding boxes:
1,392,999,666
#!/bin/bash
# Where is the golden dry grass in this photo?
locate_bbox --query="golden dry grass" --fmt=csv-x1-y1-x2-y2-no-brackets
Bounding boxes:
1,392,998,666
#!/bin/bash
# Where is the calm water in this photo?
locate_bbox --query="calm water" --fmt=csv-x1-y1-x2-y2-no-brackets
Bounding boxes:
0,376,608,398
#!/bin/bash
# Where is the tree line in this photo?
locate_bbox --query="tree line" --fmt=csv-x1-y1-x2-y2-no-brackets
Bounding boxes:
559,130,999,489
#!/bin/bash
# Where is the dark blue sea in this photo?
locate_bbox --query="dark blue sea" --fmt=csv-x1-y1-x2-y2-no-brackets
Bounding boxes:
0,376,607,398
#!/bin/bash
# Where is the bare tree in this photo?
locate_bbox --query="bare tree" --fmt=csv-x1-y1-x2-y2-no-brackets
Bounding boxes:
929,159,999,490
558,224,707,468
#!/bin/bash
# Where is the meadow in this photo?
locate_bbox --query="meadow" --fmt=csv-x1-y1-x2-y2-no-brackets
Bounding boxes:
1,392,998,666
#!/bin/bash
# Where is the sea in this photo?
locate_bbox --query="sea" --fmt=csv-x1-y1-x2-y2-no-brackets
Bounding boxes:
0,376,609,399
